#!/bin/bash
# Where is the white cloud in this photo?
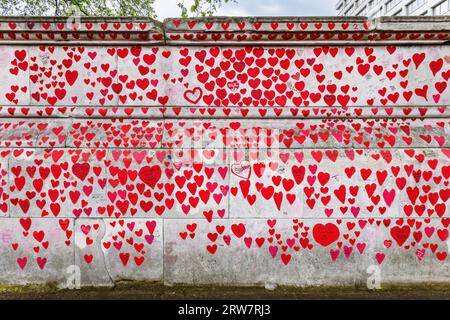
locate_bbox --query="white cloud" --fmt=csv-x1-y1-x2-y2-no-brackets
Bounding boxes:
218,0,338,16
154,0,182,19
154,0,338,19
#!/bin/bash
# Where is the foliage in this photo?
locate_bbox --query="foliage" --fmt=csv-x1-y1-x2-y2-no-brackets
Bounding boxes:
178,0,236,17
0,0,235,17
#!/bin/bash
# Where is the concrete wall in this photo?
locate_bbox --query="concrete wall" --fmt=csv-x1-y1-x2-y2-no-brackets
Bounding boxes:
0,16,448,288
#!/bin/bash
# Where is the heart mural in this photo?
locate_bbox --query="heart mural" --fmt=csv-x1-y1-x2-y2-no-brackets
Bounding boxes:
0,17,448,286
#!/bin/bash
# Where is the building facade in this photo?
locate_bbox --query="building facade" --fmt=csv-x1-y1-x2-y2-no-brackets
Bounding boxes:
336,0,450,17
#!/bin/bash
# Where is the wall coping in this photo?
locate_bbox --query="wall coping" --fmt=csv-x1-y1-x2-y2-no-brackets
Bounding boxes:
0,16,447,45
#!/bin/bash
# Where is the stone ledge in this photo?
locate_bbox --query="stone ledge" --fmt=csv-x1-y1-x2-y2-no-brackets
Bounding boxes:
0,16,447,44
0,105,447,120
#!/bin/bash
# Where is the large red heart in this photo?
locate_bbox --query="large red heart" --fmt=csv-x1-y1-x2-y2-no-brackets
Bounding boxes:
390,225,410,247
313,223,340,247
138,165,161,188
72,163,90,181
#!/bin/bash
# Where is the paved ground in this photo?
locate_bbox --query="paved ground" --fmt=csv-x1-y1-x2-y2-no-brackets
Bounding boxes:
1,282,450,299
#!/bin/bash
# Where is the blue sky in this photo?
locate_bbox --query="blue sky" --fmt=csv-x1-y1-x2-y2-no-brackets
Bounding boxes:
154,0,338,19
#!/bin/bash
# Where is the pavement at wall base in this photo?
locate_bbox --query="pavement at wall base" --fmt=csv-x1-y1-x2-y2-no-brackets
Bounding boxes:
1,282,450,300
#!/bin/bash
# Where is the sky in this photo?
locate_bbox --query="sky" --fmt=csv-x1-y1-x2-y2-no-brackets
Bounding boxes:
154,0,338,19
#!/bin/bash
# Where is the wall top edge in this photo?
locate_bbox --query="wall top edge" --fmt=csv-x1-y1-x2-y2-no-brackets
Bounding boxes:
1,15,448,21
0,16,447,44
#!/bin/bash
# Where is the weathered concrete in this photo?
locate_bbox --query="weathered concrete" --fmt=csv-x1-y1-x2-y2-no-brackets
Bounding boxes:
0,16,448,288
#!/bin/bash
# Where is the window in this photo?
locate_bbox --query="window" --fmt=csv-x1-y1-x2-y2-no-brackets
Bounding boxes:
386,0,392,11
372,6,384,17
356,6,368,15
433,0,449,15
407,0,426,14
386,0,402,11
345,4,354,15
369,0,381,8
